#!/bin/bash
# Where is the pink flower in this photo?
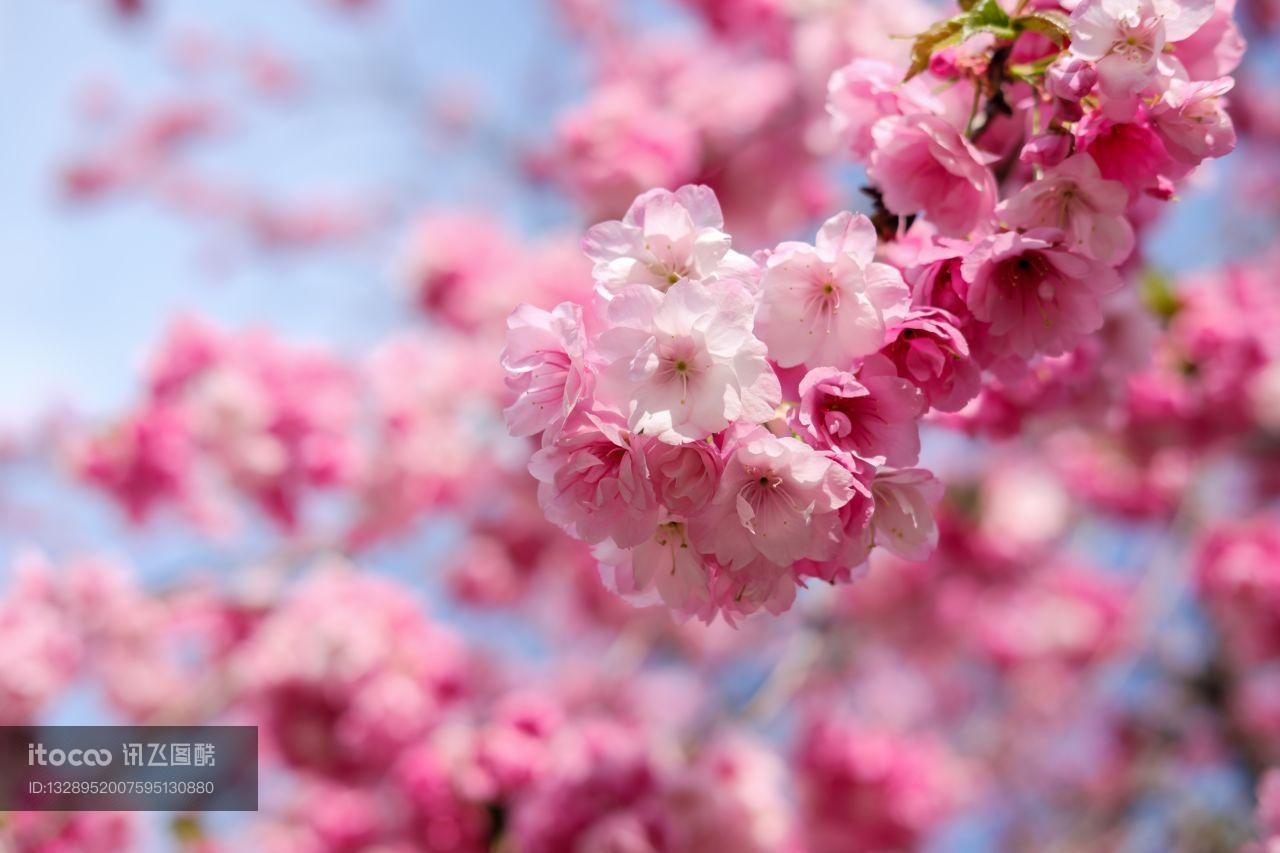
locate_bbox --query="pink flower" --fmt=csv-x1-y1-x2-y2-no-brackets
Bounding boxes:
961,229,1123,359
238,568,469,780
881,308,981,412
826,59,944,160
1077,114,1179,196
648,439,722,518
582,185,754,294
1046,56,1099,102
796,716,966,853
793,454,876,583
1257,769,1280,845
528,413,659,548
1069,0,1213,115
1195,516,1280,662
76,404,194,523
397,213,520,331
598,523,714,614
756,211,910,369
1148,76,1237,165
0,555,83,724
868,114,997,238
550,82,700,218
691,425,855,568
998,154,1135,264
871,468,943,561
797,356,925,467
1171,0,1246,80
502,301,593,440
1019,132,1074,169
596,280,780,443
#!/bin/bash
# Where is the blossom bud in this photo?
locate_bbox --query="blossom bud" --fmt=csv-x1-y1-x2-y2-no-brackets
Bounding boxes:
1046,56,1097,102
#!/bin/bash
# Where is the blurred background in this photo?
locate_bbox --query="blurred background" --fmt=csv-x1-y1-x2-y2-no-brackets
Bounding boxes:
1,0,1279,850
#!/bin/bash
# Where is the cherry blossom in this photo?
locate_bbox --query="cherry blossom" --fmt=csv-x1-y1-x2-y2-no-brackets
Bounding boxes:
961,229,1124,359
756,211,910,369
582,184,755,294
528,412,660,549
797,357,925,467
1069,0,1214,115
595,279,781,443
502,302,593,440
867,114,998,238
691,425,855,569
998,154,1136,264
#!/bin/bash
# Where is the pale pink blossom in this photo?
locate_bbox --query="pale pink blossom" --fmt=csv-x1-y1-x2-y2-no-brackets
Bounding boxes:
647,439,722,518
756,211,910,369
502,301,594,439
1046,56,1099,101
797,356,925,467
397,213,520,331
596,280,780,443
582,185,755,294
961,228,1124,359
998,154,1136,264
691,425,855,569
1172,0,1246,79
1256,769,1280,848
1069,0,1214,114
868,114,998,238
871,468,943,561
237,567,470,779
0,555,83,724
528,413,659,548
550,82,700,218
1148,76,1237,164
793,453,876,584
598,523,714,614
827,59,945,160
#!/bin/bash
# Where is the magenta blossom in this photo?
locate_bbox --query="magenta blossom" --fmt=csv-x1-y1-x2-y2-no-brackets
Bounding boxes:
882,309,981,412
797,356,926,467
961,228,1123,359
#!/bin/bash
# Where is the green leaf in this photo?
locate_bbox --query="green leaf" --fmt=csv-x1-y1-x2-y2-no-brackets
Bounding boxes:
1014,9,1071,45
968,0,1012,28
905,16,967,80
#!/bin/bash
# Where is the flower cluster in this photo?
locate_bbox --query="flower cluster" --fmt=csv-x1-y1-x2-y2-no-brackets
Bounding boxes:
75,316,359,531
504,185,963,622
828,2,1240,369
